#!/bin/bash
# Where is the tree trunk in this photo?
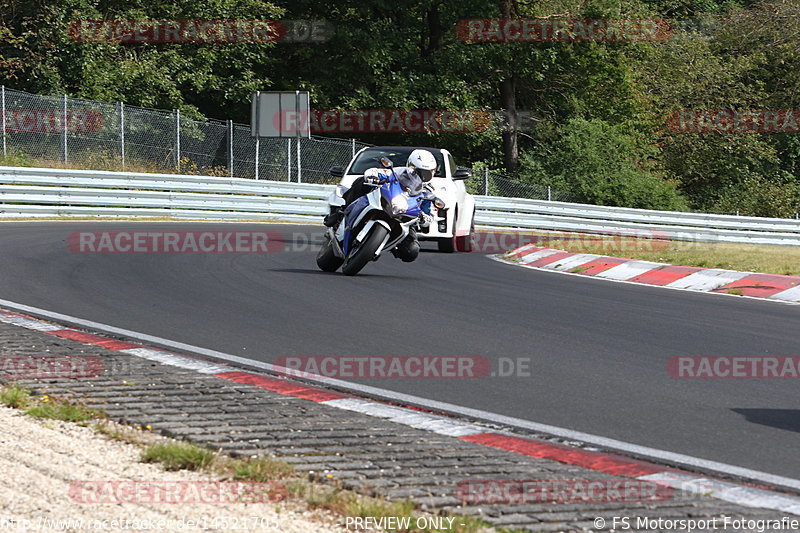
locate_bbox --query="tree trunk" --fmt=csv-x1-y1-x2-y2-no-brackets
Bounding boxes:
499,0,519,174
500,77,519,174
423,4,443,56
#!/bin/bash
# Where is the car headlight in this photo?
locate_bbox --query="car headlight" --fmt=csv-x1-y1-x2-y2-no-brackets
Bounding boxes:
391,194,408,215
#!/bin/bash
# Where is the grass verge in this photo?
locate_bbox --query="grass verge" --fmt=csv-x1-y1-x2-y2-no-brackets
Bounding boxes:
0,383,30,408
1,384,101,422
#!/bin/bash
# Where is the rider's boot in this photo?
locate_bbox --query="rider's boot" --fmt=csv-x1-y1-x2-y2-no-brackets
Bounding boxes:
324,206,345,228
392,228,420,262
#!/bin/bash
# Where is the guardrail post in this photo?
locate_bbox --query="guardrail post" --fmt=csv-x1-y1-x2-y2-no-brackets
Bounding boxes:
254,138,260,180
62,94,68,163
175,109,181,171
1,85,6,157
119,102,125,170
228,120,234,177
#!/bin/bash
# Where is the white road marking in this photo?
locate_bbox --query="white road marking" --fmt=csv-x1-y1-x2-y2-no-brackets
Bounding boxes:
120,347,230,374
519,249,560,264
769,285,800,302
595,260,666,281
667,269,751,290
545,253,602,271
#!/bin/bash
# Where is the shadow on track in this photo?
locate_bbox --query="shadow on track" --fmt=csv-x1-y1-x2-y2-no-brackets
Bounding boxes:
731,408,800,434
269,268,415,280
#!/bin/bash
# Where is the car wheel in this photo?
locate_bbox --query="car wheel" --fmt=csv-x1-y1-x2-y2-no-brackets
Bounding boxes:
437,237,456,253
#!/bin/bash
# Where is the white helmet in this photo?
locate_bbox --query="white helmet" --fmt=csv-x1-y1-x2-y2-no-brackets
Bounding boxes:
406,149,437,182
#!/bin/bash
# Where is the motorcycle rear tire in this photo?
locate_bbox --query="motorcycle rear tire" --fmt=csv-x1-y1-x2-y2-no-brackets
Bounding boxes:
342,225,389,276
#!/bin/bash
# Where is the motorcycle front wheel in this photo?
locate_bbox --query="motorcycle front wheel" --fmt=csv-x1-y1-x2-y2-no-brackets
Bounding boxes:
316,235,344,272
341,224,389,276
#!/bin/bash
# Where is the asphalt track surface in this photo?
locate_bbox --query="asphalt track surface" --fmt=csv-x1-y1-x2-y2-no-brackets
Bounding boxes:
1,222,798,482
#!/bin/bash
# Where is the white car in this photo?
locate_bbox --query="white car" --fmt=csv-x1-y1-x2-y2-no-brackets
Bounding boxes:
330,146,476,252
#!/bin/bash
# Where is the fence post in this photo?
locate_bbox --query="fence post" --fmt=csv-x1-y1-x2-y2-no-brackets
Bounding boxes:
62,94,68,163
547,185,551,202
287,138,292,181
1,85,6,157
295,90,302,183
119,102,125,170
254,138,260,180
228,120,234,177
175,109,181,171
296,137,302,183
483,168,489,195
351,138,355,158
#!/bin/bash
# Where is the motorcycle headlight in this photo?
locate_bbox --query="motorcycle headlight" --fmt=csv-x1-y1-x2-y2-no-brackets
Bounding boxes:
391,194,408,215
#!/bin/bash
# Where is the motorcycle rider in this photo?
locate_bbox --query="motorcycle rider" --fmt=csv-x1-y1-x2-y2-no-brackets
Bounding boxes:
323,149,438,261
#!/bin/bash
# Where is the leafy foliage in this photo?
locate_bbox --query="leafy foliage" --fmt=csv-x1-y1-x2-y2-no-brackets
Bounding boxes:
2,0,799,214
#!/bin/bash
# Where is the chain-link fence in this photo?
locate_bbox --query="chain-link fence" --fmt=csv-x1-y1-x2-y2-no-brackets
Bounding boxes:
0,87,371,185
0,86,577,199
465,168,577,202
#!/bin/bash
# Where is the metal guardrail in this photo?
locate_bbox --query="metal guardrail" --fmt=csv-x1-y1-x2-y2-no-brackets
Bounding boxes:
1,166,799,246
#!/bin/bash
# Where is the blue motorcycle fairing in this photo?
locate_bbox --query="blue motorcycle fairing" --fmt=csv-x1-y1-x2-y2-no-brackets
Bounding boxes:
340,170,431,256
342,195,371,255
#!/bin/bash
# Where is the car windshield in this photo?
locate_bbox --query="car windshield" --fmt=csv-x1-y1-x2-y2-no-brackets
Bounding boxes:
348,148,445,177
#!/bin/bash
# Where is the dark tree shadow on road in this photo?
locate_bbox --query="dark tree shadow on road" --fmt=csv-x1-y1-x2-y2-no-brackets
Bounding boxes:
731,409,800,434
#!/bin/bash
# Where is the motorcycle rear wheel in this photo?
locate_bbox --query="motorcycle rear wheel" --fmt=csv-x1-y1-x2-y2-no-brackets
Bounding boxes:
342,225,389,276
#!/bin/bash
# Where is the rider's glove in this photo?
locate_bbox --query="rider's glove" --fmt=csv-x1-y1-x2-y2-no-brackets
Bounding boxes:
418,213,433,229
363,168,388,186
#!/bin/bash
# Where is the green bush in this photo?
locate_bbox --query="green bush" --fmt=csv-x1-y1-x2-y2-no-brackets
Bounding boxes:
0,151,35,167
711,175,799,217
520,118,688,211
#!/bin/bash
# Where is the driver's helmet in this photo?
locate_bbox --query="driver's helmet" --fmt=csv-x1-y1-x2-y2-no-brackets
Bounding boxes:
406,149,437,182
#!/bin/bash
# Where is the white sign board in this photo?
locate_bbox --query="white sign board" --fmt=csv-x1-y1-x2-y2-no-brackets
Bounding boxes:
251,91,310,138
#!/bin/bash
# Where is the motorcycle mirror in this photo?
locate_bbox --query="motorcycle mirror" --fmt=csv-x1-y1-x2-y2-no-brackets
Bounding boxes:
379,157,394,168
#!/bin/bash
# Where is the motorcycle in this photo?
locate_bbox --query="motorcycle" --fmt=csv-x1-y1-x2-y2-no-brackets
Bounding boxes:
316,158,445,276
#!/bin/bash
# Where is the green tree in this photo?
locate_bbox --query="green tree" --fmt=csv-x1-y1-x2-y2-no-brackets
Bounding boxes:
521,118,687,209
